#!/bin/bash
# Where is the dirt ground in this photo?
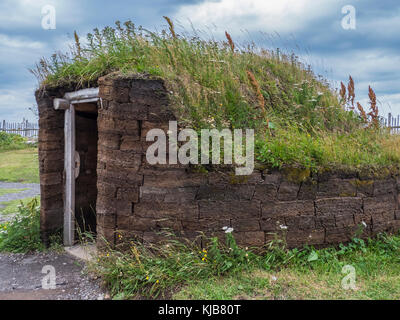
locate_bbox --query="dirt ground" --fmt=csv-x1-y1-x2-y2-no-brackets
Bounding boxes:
0,251,106,300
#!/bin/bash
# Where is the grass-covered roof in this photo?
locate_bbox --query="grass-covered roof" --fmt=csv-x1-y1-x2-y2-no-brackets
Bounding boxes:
32,19,400,174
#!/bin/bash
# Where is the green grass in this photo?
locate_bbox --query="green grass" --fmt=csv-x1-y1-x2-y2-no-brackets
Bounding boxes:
174,268,400,300
91,232,400,300
0,132,31,152
0,197,44,253
0,196,36,216
0,149,39,183
0,188,28,197
174,236,400,300
32,19,400,172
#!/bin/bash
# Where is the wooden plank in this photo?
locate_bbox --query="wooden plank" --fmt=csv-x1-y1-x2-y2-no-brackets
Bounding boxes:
54,98,70,110
64,88,99,102
74,103,98,114
64,105,76,246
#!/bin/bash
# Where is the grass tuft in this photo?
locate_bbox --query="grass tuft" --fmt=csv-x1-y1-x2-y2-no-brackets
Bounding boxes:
0,197,44,253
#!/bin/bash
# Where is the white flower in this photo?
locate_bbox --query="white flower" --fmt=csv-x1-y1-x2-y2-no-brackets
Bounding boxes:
279,225,288,230
362,221,367,228
271,276,277,282
223,227,234,234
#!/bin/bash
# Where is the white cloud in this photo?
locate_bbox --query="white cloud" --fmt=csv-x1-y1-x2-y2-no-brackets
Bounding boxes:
0,0,84,30
173,0,345,35
0,87,37,122
0,34,44,49
302,48,400,116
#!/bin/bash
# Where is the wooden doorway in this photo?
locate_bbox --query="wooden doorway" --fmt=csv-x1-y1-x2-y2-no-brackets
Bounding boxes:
54,88,99,246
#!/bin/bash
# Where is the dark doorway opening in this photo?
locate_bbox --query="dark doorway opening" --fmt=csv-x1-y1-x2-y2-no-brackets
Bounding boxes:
74,103,98,238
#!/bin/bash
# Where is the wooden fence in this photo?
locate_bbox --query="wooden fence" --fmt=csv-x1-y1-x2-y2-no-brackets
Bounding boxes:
0,119,39,138
381,113,400,133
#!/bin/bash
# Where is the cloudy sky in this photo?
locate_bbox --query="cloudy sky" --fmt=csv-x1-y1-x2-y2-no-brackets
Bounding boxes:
0,0,399,121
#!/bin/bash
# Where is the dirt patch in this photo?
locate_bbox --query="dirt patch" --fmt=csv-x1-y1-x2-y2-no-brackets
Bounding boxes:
0,251,105,300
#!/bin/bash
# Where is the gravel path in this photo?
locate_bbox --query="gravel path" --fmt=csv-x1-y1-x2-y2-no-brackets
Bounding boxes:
0,182,40,203
0,184,106,300
0,252,106,300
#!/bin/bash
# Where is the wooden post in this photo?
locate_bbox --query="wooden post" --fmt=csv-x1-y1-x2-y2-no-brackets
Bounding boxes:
53,89,99,246
64,104,76,246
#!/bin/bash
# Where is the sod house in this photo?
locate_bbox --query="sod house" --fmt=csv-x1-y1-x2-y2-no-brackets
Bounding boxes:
35,73,400,249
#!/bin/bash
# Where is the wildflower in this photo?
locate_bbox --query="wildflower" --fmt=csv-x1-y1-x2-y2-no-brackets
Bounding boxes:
224,227,234,234
362,221,367,228
146,276,149,281
156,280,159,284
279,225,288,230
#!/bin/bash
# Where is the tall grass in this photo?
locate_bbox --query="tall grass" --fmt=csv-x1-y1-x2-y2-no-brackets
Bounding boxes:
90,231,400,299
0,198,44,253
31,19,398,172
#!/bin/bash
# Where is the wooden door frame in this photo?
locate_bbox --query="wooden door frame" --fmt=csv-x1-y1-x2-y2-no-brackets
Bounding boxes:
53,88,99,246
64,104,75,246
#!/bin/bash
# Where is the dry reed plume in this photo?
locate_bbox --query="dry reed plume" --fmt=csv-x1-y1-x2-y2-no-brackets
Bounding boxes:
74,31,82,58
357,102,368,122
225,31,235,53
347,76,355,109
341,76,379,127
246,70,266,117
368,86,379,128
340,82,347,103
163,16,176,39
